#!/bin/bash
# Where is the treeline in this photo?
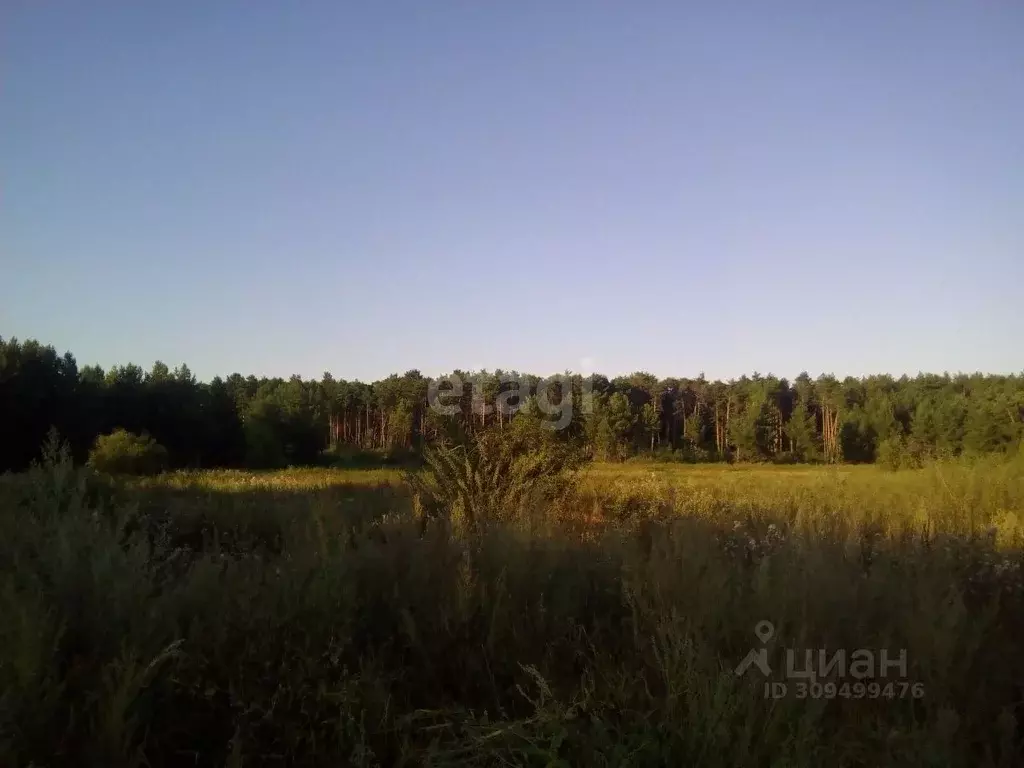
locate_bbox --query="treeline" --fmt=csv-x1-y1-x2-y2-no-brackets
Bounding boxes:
2,336,1022,473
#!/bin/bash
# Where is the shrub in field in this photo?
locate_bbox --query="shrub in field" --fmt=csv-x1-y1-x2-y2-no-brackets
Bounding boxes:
88,429,169,476
876,434,931,471
406,420,583,532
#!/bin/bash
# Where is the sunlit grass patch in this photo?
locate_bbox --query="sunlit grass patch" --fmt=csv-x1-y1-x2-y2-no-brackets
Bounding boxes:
134,466,404,493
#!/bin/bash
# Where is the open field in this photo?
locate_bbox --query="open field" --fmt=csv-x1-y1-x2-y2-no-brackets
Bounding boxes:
131,458,1024,544
3,451,1024,766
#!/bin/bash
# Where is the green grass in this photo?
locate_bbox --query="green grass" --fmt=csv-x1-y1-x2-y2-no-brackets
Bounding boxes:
2,449,1024,766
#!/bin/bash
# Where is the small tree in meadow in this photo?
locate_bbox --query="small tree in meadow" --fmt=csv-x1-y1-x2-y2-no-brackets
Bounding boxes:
87,429,169,476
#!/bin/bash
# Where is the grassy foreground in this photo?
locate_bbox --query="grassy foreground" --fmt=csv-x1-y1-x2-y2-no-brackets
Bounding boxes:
2,449,1024,766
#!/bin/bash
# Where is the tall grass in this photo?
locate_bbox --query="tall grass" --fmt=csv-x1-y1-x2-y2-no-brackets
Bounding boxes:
1,441,1022,765
405,423,583,534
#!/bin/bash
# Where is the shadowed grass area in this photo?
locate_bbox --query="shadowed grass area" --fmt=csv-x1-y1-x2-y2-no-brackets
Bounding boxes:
2,446,1023,766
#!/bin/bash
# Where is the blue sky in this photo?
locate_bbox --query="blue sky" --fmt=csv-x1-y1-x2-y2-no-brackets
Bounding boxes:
3,1,1022,383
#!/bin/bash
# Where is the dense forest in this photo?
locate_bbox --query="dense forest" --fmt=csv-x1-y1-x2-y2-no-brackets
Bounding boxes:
2,336,1022,473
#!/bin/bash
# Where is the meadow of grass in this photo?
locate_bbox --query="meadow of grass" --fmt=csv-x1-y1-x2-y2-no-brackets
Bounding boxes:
2,442,1024,766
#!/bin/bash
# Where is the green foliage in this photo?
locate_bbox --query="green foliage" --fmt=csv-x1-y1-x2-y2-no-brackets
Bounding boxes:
729,385,765,462
587,392,636,461
88,429,169,476
876,435,933,471
3,335,1024,474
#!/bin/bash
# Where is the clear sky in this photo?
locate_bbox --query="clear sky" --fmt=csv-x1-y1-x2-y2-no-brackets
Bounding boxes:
2,1,1022,383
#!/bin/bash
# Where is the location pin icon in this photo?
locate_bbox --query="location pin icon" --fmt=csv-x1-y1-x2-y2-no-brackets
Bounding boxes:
754,620,775,644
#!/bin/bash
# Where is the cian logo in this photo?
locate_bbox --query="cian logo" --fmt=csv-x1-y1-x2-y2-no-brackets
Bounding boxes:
734,620,775,677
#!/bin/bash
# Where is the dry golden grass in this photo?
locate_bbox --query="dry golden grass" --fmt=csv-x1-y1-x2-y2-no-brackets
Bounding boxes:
3,448,1023,766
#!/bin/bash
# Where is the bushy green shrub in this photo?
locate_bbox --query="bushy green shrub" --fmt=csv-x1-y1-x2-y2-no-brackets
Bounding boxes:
876,435,931,471
88,429,169,476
